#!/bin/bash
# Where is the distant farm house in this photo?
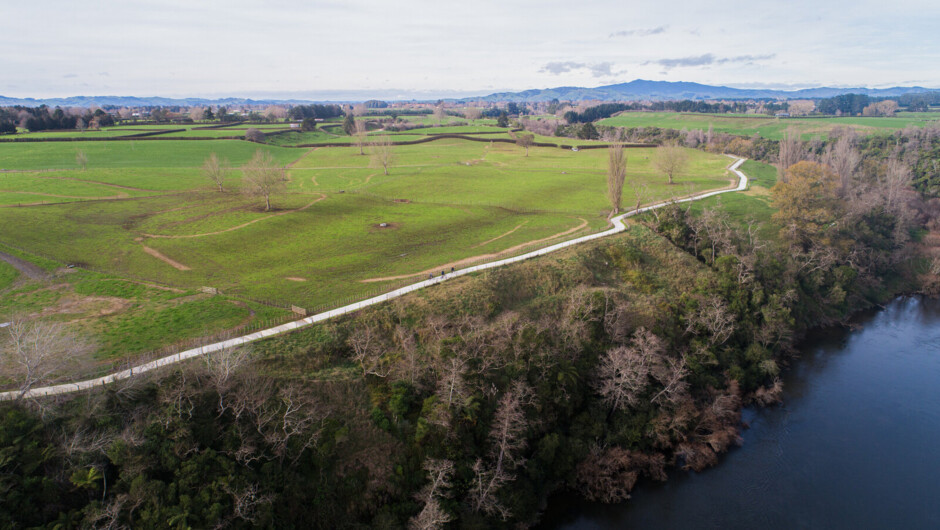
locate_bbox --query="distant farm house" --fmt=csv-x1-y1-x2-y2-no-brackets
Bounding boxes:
775,112,790,118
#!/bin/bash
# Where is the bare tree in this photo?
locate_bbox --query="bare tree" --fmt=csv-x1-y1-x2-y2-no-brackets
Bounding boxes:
205,345,252,414
650,355,690,407
595,327,664,412
241,150,286,211
235,382,326,465
410,498,453,530
516,132,535,156
264,105,288,120
409,458,455,529
354,119,368,155
188,106,205,122
787,100,816,116
863,100,899,116
415,458,455,504
348,324,390,377
370,134,395,176
75,117,86,133
224,482,273,525
435,355,470,411
823,133,860,196
394,325,426,387
433,104,446,124
607,143,627,217
653,141,688,185
883,158,913,215
202,152,230,192
463,107,483,121
1,317,87,398
470,382,531,519
776,126,803,183
629,180,650,213
76,149,88,171
684,128,705,147
245,128,265,143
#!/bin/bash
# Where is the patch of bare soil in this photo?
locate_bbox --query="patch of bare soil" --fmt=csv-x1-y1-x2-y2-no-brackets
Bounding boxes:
285,277,307,282
0,251,49,280
36,295,132,320
141,246,191,271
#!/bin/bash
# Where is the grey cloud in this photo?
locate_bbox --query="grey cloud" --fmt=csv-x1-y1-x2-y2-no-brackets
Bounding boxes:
540,61,586,75
609,26,667,38
588,62,626,78
540,61,626,77
63,73,78,78
648,53,775,69
717,54,775,64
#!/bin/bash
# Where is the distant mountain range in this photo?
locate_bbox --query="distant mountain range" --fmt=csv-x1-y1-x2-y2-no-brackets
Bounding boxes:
465,80,939,102
2,80,937,107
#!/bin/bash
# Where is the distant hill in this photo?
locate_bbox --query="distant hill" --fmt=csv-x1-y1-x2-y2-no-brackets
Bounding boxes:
465,79,938,102
0,95,319,108
2,80,937,107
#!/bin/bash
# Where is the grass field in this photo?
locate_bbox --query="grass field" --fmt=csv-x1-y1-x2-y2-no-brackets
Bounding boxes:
599,111,940,139
1,135,735,363
0,243,289,368
0,140,300,170
685,159,778,241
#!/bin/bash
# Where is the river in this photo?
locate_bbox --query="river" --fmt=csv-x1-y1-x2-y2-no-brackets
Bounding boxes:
541,295,940,529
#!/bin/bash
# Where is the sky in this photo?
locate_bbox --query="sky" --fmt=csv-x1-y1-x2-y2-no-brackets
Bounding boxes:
3,0,939,100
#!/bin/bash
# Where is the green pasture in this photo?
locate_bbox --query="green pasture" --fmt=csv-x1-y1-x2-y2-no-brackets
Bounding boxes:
291,140,732,211
0,136,739,361
0,140,302,170
599,111,940,139
0,261,18,290
685,159,778,241
0,244,289,365
386,125,508,135
0,191,599,308
3,129,157,140
157,129,248,138
366,115,498,127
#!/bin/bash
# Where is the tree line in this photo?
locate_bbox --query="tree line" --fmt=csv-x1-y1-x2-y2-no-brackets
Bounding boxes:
286,104,345,121
1,105,116,133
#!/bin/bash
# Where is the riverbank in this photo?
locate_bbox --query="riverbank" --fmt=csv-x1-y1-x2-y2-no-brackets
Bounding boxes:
2,155,936,527
541,295,940,528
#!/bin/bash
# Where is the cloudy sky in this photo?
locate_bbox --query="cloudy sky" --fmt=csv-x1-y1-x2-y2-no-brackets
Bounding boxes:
4,0,938,99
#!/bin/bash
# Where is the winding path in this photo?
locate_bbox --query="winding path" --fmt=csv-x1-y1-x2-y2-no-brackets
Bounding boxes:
0,157,749,400
0,250,49,280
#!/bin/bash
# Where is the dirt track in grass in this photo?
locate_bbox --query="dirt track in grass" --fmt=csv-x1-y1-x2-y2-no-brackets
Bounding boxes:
140,194,326,239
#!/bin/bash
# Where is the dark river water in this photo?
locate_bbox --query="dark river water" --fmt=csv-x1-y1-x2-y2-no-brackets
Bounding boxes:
541,296,940,529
